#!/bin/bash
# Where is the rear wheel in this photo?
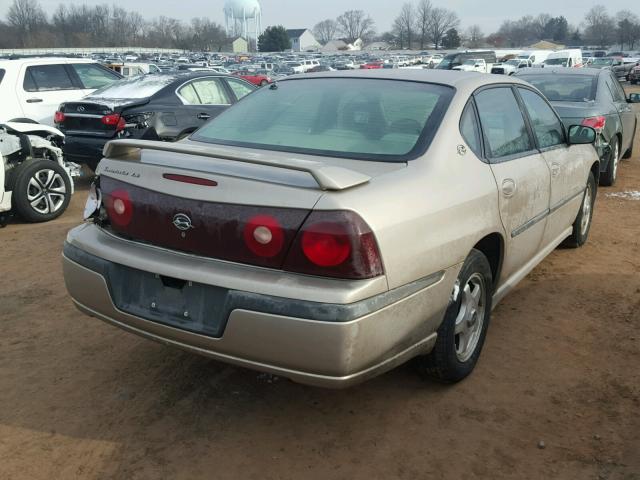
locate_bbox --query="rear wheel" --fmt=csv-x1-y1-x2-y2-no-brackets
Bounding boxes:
260,80,269,86
600,137,620,186
12,160,71,222
417,249,493,383
563,171,596,248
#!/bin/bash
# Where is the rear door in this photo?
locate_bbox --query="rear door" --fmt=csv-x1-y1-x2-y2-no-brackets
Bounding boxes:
17,63,80,125
174,77,233,136
516,87,585,247
474,86,551,280
605,72,636,153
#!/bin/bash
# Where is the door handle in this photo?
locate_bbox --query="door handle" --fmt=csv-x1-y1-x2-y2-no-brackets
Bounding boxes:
197,113,211,120
551,163,560,177
26,98,43,103
501,179,516,197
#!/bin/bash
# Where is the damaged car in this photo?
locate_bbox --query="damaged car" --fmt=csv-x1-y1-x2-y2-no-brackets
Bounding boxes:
64,70,600,388
56,72,256,171
1,122,78,225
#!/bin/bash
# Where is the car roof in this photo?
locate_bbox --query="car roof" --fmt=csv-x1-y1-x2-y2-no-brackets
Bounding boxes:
0,57,96,68
282,69,532,91
515,67,603,78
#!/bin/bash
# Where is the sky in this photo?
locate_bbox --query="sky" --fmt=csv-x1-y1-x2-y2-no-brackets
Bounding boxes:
31,0,636,34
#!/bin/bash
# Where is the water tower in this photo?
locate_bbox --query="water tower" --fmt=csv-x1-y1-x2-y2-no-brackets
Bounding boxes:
224,0,262,45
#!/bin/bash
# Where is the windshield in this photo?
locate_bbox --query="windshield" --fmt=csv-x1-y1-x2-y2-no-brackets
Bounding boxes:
436,54,456,69
545,58,569,66
517,74,597,102
592,58,613,66
89,74,179,99
192,78,454,161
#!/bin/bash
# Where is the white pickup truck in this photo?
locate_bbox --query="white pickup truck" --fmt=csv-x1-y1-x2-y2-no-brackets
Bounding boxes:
452,59,490,73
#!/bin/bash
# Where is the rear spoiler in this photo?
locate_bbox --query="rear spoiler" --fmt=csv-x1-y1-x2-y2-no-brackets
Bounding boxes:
103,140,371,191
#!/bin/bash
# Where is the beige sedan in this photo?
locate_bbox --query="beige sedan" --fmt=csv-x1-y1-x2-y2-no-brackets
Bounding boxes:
63,70,600,387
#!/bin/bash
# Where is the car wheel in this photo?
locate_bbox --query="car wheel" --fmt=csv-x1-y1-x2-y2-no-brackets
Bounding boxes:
418,249,493,383
622,121,636,159
600,137,620,187
12,160,71,223
563,171,596,248
260,80,268,86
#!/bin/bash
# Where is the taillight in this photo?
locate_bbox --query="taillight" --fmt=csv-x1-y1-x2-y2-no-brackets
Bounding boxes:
283,211,383,280
101,113,126,132
104,189,133,227
582,116,606,133
54,111,65,124
243,215,285,258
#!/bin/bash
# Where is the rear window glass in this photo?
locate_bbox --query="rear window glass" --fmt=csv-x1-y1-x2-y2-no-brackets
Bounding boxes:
88,74,179,99
517,74,597,102
192,78,454,161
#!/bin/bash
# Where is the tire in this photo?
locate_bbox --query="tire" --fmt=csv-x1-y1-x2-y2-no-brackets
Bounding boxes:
260,80,269,86
600,136,620,187
622,121,636,159
12,160,71,222
563,171,596,248
417,249,493,383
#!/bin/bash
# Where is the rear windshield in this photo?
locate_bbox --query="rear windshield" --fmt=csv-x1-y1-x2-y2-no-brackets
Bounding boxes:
191,78,454,161
88,74,179,99
517,74,597,102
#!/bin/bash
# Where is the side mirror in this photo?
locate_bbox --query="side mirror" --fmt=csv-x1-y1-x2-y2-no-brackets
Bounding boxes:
568,125,596,145
628,93,640,103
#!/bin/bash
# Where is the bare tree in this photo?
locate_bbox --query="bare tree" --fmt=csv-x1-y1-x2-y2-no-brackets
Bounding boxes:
394,3,416,50
428,7,459,50
313,19,338,45
466,25,484,48
7,0,47,47
616,10,640,50
336,10,375,44
583,6,615,47
416,0,432,49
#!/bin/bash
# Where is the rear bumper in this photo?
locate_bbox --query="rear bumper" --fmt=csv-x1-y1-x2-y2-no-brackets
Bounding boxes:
63,135,109,167
63,225,457,388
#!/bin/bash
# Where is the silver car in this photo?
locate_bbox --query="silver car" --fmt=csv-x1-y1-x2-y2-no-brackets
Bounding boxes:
63,70,601,388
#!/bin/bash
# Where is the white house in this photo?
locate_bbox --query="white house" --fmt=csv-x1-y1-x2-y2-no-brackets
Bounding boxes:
286,29,321,52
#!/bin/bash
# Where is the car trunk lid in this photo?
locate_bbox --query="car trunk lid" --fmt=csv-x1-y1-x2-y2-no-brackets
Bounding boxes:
58,98,149,138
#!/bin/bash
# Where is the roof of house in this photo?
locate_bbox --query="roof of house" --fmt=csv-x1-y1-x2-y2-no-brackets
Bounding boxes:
286,29,308,39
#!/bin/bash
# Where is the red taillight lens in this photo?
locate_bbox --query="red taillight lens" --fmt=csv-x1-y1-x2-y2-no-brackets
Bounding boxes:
105,189,133,227
101,113,126,132
284,211,383,280
301,222,351,267
54,111,65,123
243,215,285,258
582,116,606,132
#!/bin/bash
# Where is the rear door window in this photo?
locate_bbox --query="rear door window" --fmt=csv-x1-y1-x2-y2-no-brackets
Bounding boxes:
475,87,534,159
24,65,75,92
459,102,482,157
517,88,565,149
191,78,231,105
606,73,626,103
71,63,121,89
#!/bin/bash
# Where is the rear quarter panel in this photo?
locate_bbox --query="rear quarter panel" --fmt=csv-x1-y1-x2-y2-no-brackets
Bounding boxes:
314,98,504,293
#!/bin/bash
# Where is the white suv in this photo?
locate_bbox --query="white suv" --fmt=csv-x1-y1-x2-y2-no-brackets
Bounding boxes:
0,57,122,126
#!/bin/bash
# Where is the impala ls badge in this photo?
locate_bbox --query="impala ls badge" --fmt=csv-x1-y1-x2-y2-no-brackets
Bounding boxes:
173,213,194,232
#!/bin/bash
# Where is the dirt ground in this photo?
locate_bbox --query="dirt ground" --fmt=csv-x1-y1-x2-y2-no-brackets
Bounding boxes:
1,87,639,480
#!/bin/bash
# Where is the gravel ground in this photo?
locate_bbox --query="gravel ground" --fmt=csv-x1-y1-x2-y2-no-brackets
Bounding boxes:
0,86,639,480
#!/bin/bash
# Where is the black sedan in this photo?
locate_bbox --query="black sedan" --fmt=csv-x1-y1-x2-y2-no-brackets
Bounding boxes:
56,72,256,171
516,68,639,186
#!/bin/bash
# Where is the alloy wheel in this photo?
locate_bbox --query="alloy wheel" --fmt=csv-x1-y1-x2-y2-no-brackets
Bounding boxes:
27,169,67,215
454,273,486,362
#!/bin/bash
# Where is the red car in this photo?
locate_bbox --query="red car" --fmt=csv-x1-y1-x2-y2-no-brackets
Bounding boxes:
360,62,384,69
234,70,273,86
